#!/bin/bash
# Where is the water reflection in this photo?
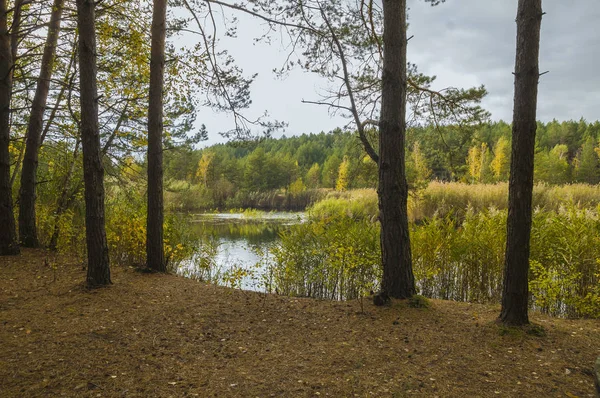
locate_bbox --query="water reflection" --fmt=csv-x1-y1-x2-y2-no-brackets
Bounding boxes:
177,212,304,290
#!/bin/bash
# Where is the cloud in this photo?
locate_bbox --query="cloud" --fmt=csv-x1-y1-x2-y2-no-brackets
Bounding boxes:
407,0,600,123
192,0,600,146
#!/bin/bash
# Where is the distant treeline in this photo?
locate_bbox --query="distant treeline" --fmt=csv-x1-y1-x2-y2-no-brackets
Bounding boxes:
163,119,600,209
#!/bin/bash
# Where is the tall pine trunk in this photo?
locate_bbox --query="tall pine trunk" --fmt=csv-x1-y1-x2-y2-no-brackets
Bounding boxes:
10,0,21,66
146,0,167,272
76,0,111,287
500,0,543,326
7,0,23,189
0,0,19,255
18,0,65,247
378,0,415,298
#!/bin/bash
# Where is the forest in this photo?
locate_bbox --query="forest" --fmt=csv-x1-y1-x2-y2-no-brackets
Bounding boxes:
1,0,600,396
161,119,600,210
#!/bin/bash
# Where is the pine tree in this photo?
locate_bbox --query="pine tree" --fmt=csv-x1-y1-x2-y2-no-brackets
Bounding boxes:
501,0,543,326
574,136,599,184
18,0,65,248
146,0,168,272
77,0,111,287
0,0,19,255
378,0,415,299
305,163,321,188
322,154,341,189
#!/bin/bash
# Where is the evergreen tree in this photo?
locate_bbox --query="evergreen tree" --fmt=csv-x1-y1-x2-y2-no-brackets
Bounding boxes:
534,144,570,184
244,147,268,190
18,0,65,248
146,0,168,272
378,0,415,298
501,0,543,326
77,0,111,287
574,136,599,184
322,154,342,189
305,163,321,188
0,0,19,255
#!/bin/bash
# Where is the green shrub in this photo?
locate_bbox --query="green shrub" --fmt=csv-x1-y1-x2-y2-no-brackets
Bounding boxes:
272,200,600,318
271,216,381,300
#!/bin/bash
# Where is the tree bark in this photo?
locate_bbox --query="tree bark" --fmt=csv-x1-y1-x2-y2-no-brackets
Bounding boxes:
7,0,23,189
18,0,65,247
10,0,22,66
146,0,167,272
0,0,19,255
500,0,543,326
76,0,111,287
378,0,415,298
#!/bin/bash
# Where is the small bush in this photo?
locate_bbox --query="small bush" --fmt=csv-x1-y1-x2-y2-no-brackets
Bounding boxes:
408,295,430,308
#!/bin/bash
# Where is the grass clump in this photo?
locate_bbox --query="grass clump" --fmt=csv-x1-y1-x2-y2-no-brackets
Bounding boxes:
408,295,431,308
497,323,546,338
308,189,378,221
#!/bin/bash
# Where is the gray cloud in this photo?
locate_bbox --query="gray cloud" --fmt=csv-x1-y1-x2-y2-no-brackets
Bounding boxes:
407,0,600,123
192,0,600,146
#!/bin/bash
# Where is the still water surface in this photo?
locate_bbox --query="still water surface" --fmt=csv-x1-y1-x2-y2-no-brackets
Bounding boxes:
177,212,305,290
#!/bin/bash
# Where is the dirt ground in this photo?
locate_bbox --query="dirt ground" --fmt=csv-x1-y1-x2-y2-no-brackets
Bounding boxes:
1,249,599,397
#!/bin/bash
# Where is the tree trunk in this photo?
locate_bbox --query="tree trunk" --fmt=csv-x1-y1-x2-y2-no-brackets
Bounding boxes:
146,0,167,272
378,0,415,299
0,0,19,255
500,0,543,326
8,0,22,114
7,0,23,189
76,0,111,287
10,0,22,65
50,99,127,251
9,139,23,187
18,0,65,247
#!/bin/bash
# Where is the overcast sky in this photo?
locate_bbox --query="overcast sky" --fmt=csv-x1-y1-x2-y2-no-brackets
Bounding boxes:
190,0,600,146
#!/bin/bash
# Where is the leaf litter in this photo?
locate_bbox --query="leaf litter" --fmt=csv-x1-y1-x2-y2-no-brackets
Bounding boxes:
1,249,598,397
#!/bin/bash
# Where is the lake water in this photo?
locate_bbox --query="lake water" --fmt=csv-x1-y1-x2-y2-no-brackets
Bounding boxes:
176,212,305,290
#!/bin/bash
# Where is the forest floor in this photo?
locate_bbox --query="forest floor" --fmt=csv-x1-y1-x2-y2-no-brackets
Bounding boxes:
1,249,599,398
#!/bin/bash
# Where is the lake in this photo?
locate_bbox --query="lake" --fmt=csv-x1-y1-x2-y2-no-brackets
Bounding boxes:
176,212,305,291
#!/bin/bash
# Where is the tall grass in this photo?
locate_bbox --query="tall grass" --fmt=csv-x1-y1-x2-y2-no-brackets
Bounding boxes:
307,183,600,222
272,200,600,318
415,182,600,221
308,189,378,221
271,217,381,300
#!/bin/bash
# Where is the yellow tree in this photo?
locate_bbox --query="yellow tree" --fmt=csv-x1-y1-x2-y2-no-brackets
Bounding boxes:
196,151,215,187
491,136,510,181
466,145,481,183
336,156,350,191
